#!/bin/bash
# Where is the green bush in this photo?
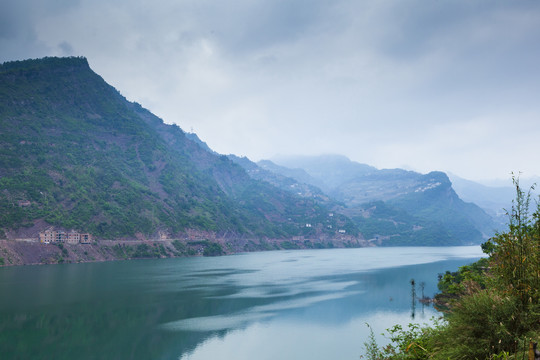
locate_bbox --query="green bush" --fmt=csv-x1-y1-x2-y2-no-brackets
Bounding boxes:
436,290,523,359
202,242,224,256
363,177,540,360
362,322,441,360
437,257,490,295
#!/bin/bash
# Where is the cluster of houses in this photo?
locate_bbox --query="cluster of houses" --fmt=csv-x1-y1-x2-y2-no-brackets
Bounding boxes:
39,228,92,244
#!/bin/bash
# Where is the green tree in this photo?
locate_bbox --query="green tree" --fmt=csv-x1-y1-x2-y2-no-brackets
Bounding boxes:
484,176,540,309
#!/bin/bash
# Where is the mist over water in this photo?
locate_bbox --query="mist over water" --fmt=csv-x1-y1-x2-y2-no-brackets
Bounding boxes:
0,246,484,359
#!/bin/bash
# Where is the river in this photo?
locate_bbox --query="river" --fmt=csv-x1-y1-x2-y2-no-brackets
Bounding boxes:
0,246,484,359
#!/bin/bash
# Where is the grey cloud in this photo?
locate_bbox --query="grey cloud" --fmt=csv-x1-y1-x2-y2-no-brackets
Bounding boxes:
0,2,24,39
0,0,81,61
157,0,339,57
2,0,540,180
58,41,74,55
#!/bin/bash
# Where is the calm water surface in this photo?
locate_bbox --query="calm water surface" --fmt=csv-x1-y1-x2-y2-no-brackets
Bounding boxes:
0,246,484,359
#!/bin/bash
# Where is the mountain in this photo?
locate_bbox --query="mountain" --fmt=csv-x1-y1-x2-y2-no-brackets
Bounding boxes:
331,168,433,205
341,201,458,246
335,171,494,246
386,172,495,242
268,155,497,245
225,155,359,237
271,154,376,192
257,159,323,192
448,173,540,234
185,132,217,155
0,57,355,243
0,56,497,249
447,172,516,220
228,157,331,204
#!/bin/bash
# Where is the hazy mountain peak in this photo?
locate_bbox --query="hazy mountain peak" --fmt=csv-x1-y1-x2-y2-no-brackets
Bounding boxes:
270,154,376,191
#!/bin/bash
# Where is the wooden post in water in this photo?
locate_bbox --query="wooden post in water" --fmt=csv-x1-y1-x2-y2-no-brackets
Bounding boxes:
410,279,416,319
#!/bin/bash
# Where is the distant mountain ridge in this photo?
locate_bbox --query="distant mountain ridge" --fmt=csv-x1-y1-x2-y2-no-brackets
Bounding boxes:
447,173,514,226
269,155,497,245
270,154,376,192
227,156,331,204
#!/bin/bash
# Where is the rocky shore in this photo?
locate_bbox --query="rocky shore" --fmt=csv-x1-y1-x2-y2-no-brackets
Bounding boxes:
0,236,370,266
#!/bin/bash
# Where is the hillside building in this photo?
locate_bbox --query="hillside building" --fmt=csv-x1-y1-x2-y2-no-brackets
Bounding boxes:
80,233,92,244
39,228,92,244
66,230,80,244
39,228,55,244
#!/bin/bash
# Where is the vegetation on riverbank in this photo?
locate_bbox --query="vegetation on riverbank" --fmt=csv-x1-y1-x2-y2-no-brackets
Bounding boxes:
363,177,540,359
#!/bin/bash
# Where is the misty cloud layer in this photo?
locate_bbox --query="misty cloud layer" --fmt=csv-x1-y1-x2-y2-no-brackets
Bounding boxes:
2,0,540,181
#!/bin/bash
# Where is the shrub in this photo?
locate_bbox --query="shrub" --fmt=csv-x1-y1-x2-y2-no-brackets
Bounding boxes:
202,242,224,256
436,290,523,359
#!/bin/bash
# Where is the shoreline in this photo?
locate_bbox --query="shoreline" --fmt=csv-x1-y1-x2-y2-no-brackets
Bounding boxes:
0,237,371,267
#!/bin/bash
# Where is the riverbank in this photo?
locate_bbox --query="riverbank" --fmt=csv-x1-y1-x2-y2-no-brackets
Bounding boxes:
0,236,371,266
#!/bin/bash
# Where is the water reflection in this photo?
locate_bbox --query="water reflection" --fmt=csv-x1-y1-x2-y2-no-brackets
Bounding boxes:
178,310,441,360
162,290,361,332
0,246,484,360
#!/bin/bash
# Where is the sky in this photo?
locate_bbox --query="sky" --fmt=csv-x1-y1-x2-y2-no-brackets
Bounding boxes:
1,0,540,183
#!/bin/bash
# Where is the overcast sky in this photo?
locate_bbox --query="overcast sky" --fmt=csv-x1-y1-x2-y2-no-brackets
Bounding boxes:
2,0,540,182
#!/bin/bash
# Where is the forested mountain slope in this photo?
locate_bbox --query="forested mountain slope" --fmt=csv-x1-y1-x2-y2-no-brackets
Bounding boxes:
0,57,352,241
